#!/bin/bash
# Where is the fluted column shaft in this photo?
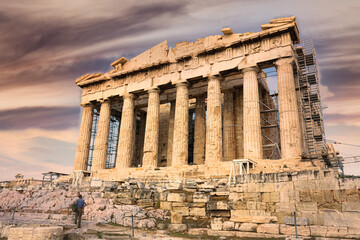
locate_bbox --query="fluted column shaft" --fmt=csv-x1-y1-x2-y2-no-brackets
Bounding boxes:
205,76,223,164
275,57,302,159
172,82,189,167
73,104,93,171
116,93,135,169
166,102,175,166
243,67,263,159
142,88,160,167
223,90,236,161
234,88,244,158
92,100,111,171
193,95,206,165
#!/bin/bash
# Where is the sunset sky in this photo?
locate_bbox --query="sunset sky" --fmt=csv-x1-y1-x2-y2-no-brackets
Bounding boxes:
1,0,359,180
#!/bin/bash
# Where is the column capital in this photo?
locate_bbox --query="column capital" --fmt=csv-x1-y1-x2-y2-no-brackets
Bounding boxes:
99,98,110,103
274,57,295,67
242,66,260,74
148,88,160,94
208,75,223,81
176,82,188,88
80,102,93,108
123,92,136,100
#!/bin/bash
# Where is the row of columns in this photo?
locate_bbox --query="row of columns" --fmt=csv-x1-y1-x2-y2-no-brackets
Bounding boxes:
73,57,302,171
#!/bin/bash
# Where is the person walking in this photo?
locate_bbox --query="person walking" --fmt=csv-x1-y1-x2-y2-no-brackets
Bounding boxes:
74,194,85,228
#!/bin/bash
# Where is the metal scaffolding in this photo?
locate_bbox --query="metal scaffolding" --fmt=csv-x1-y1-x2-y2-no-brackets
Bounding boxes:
106,113,120,169
87,108,99,170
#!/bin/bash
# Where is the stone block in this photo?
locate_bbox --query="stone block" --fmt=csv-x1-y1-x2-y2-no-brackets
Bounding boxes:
348,227,360,239
172,206,189,216
114,197,133,205
280,224,311,236
193,192,210,203
310,225,327,237
251,216,278,224
258,182,275,192
210,218,223,231
168,223,187,232
167,193,186,202
171,212,183,224
228,201,247,210
261,192,279,203
249,210,269,216
326,226,348,238
239,223,258,232
134,189,152,199
189,202,205,208
323,209,360,228
284,217,310,226
301,212,324,225
189,207,206,217
247,201,257,210
159,192,168,201
276,202,296,212
207,201,229,210
274,182,294,192
207,230,236,237
117,191,132,198
266,203,276,213
280,191,290,203
244,192,261,201
257,223,279,234
310,190,325,202
342,202,360,211
294,180,315,191
315,179,339,191
296,202,317,212
223,221,235,230
299,190,311,202
188,228,208,236
137,199,154,208
229,192,244,201
318,202,342,212
160,201,172,211
209,210,230,217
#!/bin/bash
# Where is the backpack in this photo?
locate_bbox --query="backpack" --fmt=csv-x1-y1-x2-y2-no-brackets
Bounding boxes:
71,202,77,212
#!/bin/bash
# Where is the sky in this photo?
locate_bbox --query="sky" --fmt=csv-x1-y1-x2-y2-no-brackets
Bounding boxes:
0,0,359,180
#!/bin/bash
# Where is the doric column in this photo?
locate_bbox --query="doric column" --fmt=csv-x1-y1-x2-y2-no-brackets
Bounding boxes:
73,103,93,171
234,88,244,158
92,99,111,171
243,67,263,160
166,102,175,166
172,82,189,167
205,75,223,164
275,57,302,159
193,95,206,165
115,93,135,170
142,88,160,167
223,90,236,161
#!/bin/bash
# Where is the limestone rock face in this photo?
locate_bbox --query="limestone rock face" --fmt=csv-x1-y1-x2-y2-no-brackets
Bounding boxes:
8,226,63,240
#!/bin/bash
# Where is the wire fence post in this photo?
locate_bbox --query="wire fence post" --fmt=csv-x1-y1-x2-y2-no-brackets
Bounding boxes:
131,214,134,237
294,211,298,238
162,209,165,230
11,207,16,225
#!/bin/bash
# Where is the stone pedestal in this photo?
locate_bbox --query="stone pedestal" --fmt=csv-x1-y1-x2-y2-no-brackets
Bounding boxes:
172,83,189,167
116,93,135,170
92,100,111,171
142,88,160,167
223,90,236,162
73,104,93,171
275,57,302,159
166,102,175,166
194,95,206,165
243,67,263,160
205,76,223,164
234,88,244,158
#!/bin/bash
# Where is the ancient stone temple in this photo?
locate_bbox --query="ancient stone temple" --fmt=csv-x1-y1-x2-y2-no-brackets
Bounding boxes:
72,16,334,181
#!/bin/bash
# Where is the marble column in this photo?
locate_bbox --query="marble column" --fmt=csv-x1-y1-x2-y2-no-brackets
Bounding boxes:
115,93,135,170
275,57,302,159
234,88,244,158
172,82,189,167
223,90,236,161
205,75,223,164
142,88,160,167
166,102,175,166
73,104,93,171
243,67,263,160
92,99,111,171
193,95,206,165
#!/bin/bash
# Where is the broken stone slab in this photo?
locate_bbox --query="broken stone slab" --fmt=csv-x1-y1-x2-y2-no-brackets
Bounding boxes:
168,223,187,232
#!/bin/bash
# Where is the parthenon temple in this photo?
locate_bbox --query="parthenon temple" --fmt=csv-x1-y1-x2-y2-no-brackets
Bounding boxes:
73,17,335,180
